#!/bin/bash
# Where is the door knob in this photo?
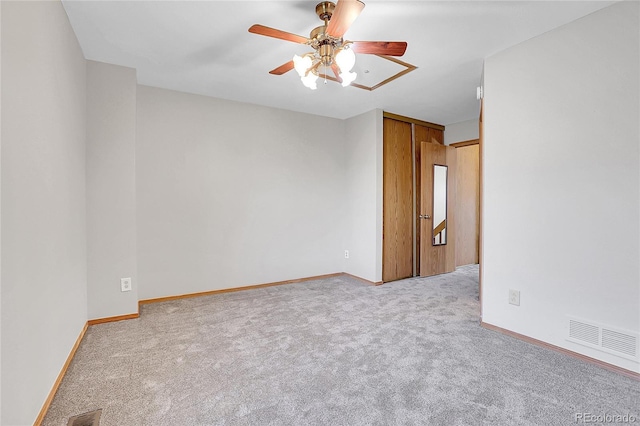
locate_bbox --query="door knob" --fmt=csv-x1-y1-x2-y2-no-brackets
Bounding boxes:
419,214,431,219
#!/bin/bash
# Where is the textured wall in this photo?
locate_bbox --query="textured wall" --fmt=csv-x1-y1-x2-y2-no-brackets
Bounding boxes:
1,1,88,424
483,2,639,372
344,110,384,282
444,119,479,145
86,61,138,319
136,86,347,299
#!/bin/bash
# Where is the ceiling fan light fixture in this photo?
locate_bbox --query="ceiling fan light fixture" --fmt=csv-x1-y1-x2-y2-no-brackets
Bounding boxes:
250,0,410,91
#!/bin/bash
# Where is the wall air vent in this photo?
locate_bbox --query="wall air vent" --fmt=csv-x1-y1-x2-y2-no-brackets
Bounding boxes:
569,319,599,346
602,329,637,358
567,316,639,361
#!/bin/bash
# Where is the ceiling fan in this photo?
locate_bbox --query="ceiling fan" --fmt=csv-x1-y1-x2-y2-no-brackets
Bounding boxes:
249,0,408,90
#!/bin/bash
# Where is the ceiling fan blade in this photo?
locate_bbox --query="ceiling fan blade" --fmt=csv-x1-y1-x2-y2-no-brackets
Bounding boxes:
248,24,309,44
326,0,365,38
331,63,343,83
350,41,408,56
269,60,295,75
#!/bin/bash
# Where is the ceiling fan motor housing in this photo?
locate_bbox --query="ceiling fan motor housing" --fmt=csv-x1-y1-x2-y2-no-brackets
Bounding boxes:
319,43,334,66
310,25,326,41
310,24,343,67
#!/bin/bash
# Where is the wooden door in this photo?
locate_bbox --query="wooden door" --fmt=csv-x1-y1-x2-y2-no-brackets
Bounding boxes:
413,125,443,275
455,144,479,266
382,118,413,282
419,141,457,276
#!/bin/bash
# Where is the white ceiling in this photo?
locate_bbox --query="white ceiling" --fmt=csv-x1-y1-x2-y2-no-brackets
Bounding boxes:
62,0,614,125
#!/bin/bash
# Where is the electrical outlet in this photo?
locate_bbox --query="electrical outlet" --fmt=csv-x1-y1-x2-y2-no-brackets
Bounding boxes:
344,250,349,259
121,277,132,292
509,289,520,306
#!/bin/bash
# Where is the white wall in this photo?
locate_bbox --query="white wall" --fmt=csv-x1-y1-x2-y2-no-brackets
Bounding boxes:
136,86,347,299
343,109,384,282
86,61,138,319
1,1,88,424
483,2,639,372
444,119,479,145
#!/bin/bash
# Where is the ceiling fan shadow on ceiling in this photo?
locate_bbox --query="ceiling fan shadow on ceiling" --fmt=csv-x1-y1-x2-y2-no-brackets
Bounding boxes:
249,0,410,91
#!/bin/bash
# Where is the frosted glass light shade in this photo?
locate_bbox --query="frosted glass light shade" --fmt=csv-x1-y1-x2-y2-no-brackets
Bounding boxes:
301,72,318,90
339,71,357,87
293,54,312,77
335,47,356,72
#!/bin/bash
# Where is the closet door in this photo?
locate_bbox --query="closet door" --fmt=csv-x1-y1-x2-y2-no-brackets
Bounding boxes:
382,118,413,282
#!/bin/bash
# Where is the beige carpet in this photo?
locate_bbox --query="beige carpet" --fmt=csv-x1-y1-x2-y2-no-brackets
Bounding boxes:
43,265,639,425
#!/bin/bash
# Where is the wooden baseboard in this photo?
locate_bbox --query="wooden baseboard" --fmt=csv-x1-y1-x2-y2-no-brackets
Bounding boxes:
481,321,640,380
33,321,88,426
138,273,344,307
139,272,385,308
343,273,383,286
87,312,140,326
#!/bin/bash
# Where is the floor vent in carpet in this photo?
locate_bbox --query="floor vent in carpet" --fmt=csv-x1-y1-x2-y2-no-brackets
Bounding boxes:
567,316,639,361
67,409,102,426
